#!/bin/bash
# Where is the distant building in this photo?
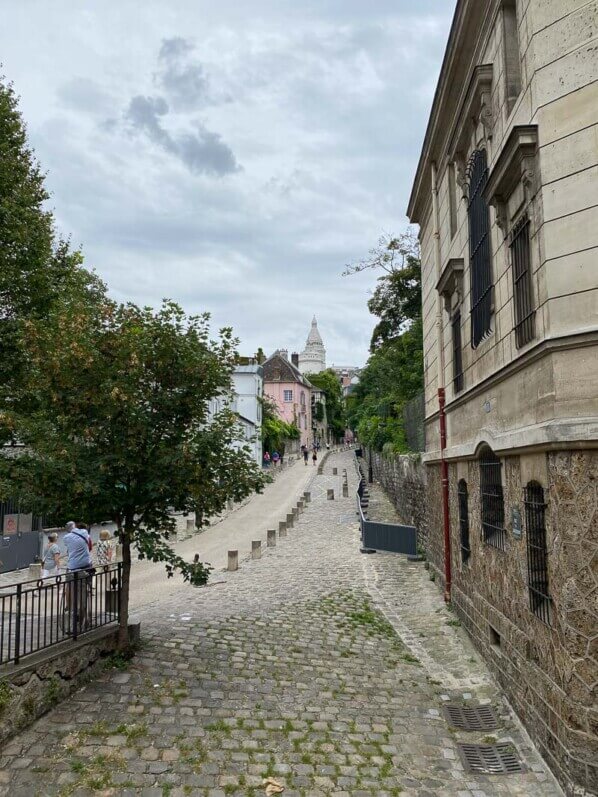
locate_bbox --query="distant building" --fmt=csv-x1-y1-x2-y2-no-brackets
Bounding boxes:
298,317,326,375
407,1,598,793
263,350,313,450
231,364,263,466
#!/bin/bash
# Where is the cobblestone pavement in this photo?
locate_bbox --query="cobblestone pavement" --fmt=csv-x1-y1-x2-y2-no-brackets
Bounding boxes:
0,452,563,796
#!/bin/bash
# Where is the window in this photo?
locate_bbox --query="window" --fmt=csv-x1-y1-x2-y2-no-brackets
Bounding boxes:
300,391,306,406
452,310,464,393
525,482,552,624
283,389,293,402
448,162,458,239
458,479,470,562
467,149,493,348
479,447,506,550
510,215,535,348
502,0,522,114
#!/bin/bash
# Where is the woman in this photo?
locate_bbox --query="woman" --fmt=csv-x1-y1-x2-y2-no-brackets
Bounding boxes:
42,533,61,578
312,448,318,466
95,529,113,567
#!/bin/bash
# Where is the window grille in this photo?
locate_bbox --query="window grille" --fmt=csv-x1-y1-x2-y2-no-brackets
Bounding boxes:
467,150,493,348
458,479,470,562
510,215,535,348
479,448,506,550
525,482,552,624
452,311,464,393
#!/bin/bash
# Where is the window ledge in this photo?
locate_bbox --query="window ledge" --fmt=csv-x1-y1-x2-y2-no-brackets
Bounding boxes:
436,258,465,313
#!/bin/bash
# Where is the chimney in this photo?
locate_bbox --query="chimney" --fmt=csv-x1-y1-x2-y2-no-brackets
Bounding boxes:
279,348,288,360
291,352,299,367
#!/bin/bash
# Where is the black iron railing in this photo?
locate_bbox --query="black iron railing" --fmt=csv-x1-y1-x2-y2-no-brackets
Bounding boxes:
510,215,535,348
468,149,493,348
525,482,552,625
479,448,506,551
0,564,122,666
458,479,471,563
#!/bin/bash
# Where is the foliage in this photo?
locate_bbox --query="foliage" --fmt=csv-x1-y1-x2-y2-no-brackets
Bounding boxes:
345,232,424,453
260,395,299,453
314,401,324,422
0,77,104,422
0,300,267,645
305,369,346,440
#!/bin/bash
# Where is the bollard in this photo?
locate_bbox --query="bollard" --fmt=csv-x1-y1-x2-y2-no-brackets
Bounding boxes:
292,507,299,520
29,562,42,580
327,489,335,501
304,491,311,503
297,500,305,513
286,512,295,529
333,467,338,475
186,518,195,538
279,520,287,538
228,550,238,571
267,529,277,547
252,540,262,560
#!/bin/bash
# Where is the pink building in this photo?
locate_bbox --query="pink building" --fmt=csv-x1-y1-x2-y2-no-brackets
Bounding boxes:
263,350,313,450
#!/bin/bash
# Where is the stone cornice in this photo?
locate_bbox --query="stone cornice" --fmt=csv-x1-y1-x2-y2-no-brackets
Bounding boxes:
483,125,539,232
436,258,465,313
407,0,498,223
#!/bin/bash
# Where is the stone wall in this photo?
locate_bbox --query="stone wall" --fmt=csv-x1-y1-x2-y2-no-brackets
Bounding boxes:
0,626,124,745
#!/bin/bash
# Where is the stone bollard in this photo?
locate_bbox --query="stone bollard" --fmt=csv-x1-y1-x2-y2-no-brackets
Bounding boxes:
297,500,305,513
327,489,335,501
304,491,311,503
279,521,287,538
227,498,234,511
228,550,238,571
186,518,195,536
292,507,299,521
29,562,42,580
286,512,295,529
252,540,262,560
333,467,338,475
267,529,277,547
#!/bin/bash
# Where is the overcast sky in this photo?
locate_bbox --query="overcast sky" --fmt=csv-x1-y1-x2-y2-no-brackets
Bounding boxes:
1,1,454,366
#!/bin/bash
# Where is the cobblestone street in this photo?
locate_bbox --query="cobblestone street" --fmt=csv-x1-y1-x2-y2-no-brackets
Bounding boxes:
0,452,563,797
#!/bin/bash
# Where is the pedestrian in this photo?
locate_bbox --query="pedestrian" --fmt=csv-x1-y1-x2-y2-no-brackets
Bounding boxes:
263,451,271,468
42,532,61,579
95,529,113,567
312,448,317,466
64,523,93,571
303,447,309,466
272,450,280,466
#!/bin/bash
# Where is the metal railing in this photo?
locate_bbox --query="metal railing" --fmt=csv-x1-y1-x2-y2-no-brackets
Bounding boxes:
0,563,122,666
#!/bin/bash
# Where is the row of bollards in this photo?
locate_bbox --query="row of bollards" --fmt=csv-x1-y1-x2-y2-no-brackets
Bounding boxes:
227,489,312,571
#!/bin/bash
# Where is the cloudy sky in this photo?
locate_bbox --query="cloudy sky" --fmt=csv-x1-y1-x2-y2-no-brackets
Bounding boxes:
1,1,454,366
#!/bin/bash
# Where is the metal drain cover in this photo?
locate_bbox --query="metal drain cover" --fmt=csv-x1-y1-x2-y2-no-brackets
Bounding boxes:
443,703,499,731
458,743,524,775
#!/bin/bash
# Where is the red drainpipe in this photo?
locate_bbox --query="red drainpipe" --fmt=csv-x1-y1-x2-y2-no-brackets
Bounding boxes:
438,387,451,602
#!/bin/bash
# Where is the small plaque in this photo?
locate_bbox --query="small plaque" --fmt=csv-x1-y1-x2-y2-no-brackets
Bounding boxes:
512,506,522,538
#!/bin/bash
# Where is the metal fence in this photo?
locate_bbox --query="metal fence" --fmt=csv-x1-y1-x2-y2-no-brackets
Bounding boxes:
0,564,122,666
402,392,425,453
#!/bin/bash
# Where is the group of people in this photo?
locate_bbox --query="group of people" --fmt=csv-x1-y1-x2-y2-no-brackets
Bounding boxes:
263,450,283,468
41,521,115,579
301,444,322,465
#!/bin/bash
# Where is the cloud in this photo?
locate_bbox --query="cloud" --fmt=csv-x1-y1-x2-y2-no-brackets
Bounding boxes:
125,94,239,176
155,37,211,108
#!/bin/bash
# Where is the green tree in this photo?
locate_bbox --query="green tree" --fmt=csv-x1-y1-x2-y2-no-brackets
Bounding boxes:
260,395,299,454
306,369,346,441
0,301,267,646
0,77,104,414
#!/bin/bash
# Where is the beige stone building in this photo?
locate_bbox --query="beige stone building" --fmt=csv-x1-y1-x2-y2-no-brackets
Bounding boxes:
407,1,598,793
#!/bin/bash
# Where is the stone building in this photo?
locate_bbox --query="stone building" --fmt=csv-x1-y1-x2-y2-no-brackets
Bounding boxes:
263,350,313,450
407,1,598,794
298,316,326,374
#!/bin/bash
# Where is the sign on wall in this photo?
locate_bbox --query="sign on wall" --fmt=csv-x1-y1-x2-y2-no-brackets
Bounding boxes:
2,513,33,535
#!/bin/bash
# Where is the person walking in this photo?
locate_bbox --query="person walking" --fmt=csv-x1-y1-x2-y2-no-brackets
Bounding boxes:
263,451,271,468
272,450,280,467
302,446,309,466
42,532,61,579
312,448,318,466
64,523,93,573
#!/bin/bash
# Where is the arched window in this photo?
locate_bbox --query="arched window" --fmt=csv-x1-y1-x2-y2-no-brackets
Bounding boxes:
479,447,505,550
467,149,493,347
458,479,470,562
525,482,551,624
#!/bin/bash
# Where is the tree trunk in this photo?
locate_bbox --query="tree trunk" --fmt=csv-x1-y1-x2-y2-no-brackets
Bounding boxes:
117,528,132,649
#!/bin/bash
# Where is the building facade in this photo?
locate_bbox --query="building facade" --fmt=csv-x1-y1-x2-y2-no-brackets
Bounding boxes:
263,350,313,450
407,1,598,794
231,364,263,466
298,317,326,375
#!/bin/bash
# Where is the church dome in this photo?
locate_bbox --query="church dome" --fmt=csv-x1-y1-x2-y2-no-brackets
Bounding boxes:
306,316,323,345
298,316,326,375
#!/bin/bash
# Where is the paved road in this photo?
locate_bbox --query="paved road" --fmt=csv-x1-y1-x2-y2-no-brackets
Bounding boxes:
1,452,563,796
128,459,318,609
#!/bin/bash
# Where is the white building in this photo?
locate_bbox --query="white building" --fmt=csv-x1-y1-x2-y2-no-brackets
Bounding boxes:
231,364,263,466
298,316,326,375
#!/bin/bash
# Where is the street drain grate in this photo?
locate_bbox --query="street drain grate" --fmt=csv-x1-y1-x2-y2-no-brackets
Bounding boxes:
458,743,524,775
443,703,499,731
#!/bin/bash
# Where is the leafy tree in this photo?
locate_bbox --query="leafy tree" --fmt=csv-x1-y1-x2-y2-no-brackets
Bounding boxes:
306,369,346,441
0,77,104,413
260,395,299,454
368,258,421,350
0,301,267,646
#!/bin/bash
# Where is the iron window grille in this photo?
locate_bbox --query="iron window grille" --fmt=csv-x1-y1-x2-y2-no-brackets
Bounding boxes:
452,311,464,393
479,448,506,551
467,150,493,348
524,482,552,625
510,215,535,348
458,479,471,562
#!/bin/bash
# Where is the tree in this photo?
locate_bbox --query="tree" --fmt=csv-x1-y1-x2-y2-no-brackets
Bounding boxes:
260,395,299,454
0,77,104,412
0,300,267,646
306,369,346,441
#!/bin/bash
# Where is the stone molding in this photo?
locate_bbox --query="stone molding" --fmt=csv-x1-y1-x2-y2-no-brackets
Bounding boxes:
483,125,539,233
436,258,465,314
